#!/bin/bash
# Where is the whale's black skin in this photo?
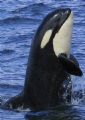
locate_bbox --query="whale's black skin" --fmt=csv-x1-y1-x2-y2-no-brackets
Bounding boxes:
2,8,83,111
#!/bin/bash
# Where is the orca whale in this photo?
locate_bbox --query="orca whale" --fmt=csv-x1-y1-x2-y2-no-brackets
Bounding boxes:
2,8,83,111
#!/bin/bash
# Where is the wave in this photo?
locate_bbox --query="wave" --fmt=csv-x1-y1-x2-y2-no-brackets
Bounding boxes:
0,83,23,89
0,16,40,24
0,49,14,55
8,34,31,42
11,3,49,13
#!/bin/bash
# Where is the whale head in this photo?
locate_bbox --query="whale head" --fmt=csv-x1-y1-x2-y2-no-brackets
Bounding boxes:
40,8,73,57
39,8,82,76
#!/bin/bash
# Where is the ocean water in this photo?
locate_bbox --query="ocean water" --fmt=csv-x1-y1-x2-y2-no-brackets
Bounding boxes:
0,0,85,120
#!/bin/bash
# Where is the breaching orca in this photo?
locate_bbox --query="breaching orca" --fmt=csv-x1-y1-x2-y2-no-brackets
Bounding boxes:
2,8,83,111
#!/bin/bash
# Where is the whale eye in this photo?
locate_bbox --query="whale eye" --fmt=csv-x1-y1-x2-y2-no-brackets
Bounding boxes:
40,29,52,49
53,14,58,18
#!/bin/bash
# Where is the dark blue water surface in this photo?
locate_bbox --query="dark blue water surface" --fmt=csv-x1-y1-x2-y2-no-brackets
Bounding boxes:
0,0,85,120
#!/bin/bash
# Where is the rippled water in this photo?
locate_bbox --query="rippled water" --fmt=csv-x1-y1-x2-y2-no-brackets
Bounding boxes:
0,0,85,120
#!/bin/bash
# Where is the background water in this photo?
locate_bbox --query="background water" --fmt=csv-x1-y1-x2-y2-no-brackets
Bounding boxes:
0,0,85,120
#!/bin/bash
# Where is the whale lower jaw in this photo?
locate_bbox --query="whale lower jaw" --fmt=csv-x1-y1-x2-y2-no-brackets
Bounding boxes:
53,12,73,57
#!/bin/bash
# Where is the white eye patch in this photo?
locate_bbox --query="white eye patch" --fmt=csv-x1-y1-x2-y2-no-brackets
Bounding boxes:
40,30,52,48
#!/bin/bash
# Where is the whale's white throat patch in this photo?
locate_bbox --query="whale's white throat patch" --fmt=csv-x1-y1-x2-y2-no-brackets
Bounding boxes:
53,12,73,57
41,30,52,48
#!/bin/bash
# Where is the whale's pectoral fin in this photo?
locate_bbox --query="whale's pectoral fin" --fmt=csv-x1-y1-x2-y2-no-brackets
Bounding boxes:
58,53,83,76
70,54,79,67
